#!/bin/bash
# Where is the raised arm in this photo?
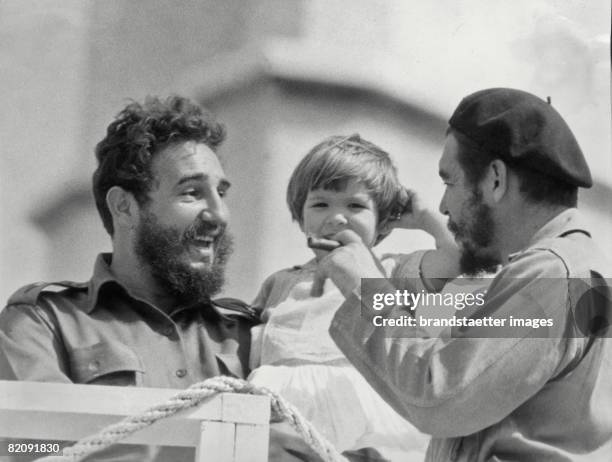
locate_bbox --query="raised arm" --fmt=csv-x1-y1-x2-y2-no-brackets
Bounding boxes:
382,189,460,291
322,242,572,436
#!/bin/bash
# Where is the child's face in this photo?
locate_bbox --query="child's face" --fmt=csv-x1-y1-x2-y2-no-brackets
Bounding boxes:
301,179,379,252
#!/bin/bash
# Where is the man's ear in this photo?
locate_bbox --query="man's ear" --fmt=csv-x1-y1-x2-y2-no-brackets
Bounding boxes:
106,186,139,230
486,159,509,203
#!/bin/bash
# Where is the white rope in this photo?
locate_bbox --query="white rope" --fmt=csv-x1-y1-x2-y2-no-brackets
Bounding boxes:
35,376,348,462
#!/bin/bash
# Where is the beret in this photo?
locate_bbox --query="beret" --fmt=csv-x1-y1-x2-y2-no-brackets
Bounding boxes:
449,88,592,188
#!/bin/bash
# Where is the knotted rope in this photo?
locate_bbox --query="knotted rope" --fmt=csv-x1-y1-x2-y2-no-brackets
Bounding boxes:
36,376,348,462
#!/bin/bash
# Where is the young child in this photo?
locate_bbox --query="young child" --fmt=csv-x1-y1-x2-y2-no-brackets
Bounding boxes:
248,134,460,461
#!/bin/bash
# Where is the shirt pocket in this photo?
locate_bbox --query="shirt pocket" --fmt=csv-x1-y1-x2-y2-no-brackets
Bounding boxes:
69,341,145,386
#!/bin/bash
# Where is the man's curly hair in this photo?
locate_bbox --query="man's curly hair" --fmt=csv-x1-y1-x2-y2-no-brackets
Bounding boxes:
93,95,226,235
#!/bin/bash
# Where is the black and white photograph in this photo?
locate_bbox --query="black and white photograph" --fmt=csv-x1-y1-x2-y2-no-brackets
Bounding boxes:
1,1,611,461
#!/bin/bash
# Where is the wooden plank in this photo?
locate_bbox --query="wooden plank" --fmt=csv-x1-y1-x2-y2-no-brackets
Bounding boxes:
234,424,269,462
195,421,235,462
0,409,200,446
0,381,223,420
221,393,270,425
0,381,270,448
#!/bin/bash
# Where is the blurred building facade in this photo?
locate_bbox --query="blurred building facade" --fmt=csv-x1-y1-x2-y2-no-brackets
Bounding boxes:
1,0,610,304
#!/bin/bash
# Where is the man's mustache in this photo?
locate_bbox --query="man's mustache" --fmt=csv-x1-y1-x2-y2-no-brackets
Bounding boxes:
183,220,226,241
447,220,461,237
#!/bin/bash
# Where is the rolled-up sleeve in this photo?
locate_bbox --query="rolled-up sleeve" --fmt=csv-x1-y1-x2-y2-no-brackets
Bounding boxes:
0,303,71,382
329,249,571,437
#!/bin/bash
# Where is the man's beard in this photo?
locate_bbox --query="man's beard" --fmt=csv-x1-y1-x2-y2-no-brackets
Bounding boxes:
448,190,500,276
134,212,233,305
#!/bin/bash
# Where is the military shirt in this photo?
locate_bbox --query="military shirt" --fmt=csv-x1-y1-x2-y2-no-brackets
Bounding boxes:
0,253,258,461
330,209,612,461
0,254,257,386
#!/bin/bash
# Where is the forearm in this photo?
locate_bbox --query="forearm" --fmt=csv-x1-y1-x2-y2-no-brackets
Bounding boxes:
418,209,455,251
329,286,565,437
420,248,461,292
415,210,461,289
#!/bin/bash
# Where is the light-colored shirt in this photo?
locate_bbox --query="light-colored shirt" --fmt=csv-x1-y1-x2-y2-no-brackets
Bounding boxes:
329,209,612,461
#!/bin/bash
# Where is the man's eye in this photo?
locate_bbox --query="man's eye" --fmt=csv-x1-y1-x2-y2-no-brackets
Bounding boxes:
311,202,327,208
218,188,228,198
349,203,366,209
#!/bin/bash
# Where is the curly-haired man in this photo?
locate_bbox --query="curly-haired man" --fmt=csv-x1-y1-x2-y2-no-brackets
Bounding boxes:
0,96,343,462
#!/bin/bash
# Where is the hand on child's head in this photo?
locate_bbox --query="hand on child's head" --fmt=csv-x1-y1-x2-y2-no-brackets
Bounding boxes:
382,188,431,230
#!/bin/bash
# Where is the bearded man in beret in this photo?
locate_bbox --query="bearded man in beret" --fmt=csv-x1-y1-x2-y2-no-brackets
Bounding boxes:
316,88,612,461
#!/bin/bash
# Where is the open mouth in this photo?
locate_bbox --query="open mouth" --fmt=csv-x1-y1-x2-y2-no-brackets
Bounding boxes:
192,236,215,249
188,236,217,263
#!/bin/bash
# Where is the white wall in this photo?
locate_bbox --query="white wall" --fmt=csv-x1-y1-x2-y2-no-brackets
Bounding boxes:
1,0,610,304
0,1,93,300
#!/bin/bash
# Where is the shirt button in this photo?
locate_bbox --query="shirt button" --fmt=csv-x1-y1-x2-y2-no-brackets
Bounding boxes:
88,360,100,372
175,369,188,378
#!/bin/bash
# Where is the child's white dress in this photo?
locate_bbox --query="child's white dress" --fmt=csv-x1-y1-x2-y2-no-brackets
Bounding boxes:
248,253,429,461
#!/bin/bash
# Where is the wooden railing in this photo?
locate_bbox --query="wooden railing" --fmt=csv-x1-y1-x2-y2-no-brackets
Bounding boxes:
0,380,270,461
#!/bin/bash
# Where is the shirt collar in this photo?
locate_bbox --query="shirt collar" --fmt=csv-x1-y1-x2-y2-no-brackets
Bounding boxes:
85,253,221,318
508,208,589,261
84,253,119,313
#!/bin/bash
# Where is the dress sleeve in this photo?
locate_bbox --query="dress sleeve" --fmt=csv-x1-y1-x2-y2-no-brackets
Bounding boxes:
0,302,71,382
249,272,282,370
252,272,279,314
330,248,572,437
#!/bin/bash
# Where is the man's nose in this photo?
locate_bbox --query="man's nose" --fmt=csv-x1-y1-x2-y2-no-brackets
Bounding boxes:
200,195,229,226
438,192,449,216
